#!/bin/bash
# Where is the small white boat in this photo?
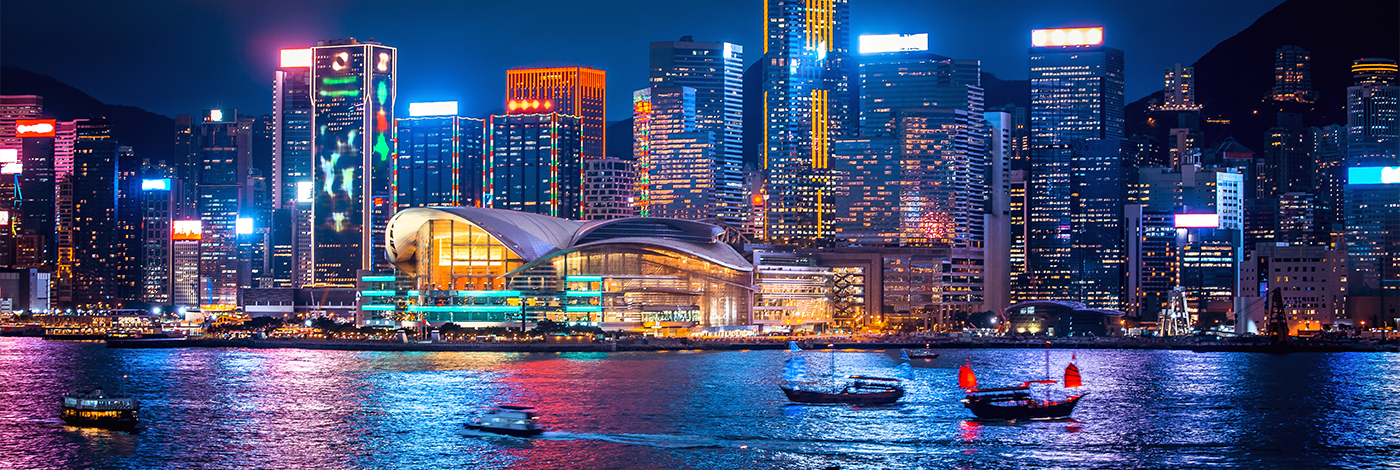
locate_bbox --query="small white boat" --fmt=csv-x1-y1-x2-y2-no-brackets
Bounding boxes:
464,405,544,437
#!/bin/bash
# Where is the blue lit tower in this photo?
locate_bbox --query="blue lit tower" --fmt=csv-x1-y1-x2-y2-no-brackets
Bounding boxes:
396,102,486,208
487,113,583,219
649,37,745,227
1025,27,1126,308
196,109,247,312
761,0,854,242
273,48,315,287
309,38,396,286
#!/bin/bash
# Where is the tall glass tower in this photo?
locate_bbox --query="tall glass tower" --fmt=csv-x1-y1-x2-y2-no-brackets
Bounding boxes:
761,0,854,242
309,38,396,286
1025,27,1125,308
649,37,745,227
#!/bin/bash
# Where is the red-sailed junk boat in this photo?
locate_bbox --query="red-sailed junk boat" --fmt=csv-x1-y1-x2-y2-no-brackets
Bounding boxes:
959,351,1085,420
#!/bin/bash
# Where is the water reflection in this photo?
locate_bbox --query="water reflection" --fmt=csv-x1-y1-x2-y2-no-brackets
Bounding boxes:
2,337,1400,469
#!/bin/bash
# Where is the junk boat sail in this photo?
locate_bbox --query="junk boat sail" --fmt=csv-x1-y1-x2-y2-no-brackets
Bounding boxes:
959,349,1085,420
465,405,545,437
779,342,906,405
61,388,139,431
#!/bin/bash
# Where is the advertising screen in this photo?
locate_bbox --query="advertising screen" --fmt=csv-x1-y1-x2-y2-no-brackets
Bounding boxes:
15,119,57,138
1031,28,1104,47
858,33,928,54
1348,167,1400,185
173,220,203,240
1174,213,1220,228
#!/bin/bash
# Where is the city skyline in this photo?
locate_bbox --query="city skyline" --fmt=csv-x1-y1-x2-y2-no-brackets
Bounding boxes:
2,0,1289,119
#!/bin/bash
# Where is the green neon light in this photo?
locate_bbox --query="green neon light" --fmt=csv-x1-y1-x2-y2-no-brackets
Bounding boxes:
361,276,396,282
319,90,359,97
564,305,602,312
322,77,358,85
455,290,522,297
360,290,396,297
567,275,603,282
565,291,602,297
407,290,420,296
361,305,396,311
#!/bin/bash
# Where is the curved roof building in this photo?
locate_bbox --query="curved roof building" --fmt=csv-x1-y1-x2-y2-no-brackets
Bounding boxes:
380,207,754,331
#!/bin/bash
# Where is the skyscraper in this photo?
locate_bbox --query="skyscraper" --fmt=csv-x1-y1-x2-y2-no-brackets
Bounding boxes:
70,123,119,308
505,67,605,160
761,0,853,242
1271,46,1314,104
1159,63,1200,111
16,119,56,265
1025,27,1126,308
197,109,246,311
632,86,720,220
487,113,583,218
309,38,396,286
0,96,42,155
581,157,636,220
649,37,745,226
395,102,486,208
1346,57,1399,162
141,176,177,305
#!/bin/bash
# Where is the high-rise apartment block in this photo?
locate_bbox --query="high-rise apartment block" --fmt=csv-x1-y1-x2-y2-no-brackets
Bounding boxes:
1271,46,1314,104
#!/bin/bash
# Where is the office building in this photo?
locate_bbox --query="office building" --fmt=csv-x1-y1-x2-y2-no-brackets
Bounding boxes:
17,120,56,264
1025,27,1125,308
196,109,247,311
1346,58,1400,159
487,113,583,219
581,157,635,220
761,0,854,242
70,130,119,307
1123,206,1177,321
396,103,486,208
649,37,745,226
172,220,201,308
141,177,177,304
0,96,42,155
1345,166,1400,326
309,38,397,286
505,67,605,160
632,86,721,220
1239,243,1348,334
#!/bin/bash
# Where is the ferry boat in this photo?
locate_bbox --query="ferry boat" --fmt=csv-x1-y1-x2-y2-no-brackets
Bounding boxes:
61,388,139,431
464,405,545,437
959,348,1085,420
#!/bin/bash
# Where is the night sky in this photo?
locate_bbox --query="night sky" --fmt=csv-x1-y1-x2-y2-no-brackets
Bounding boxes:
2,0,1283,120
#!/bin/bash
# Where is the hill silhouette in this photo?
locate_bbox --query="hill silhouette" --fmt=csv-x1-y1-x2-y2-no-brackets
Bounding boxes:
1,66,176,165
1128,0,1399,152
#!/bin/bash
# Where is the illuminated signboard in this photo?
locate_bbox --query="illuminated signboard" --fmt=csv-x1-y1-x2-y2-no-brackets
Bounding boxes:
296,180,314,202
280,48,312,68
1031,27,1104,47
408,101,458,117
236,217,255,235
173,220,202,241
141,178,172,191
206,109,225,122
0,211,9,226
0,149,17,174
1,163,21,175
507,100,553,113
0,149,16,163
858,33,929,54
1348,167,1400,185
15,119,57,138
1174,213,1220,228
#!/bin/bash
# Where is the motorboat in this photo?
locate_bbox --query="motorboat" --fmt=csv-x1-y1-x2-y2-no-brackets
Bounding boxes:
465,405,545,437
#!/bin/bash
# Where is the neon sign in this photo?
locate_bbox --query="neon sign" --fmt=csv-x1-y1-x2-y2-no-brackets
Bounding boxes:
1032,28,1104,47
281,48,312,68
1174,213,1220,228
173,220,202,240
859,33,928,54
408,101,458,117
1348,167,1400,185
142,179,171,191
15,119,56,138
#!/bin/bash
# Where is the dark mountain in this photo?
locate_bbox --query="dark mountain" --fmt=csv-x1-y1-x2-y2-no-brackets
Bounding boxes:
982,72,1029,111
1,66,176,165
1127,0,1399,152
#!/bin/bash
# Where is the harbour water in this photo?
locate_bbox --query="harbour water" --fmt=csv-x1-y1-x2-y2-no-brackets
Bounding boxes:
2,337,1397,469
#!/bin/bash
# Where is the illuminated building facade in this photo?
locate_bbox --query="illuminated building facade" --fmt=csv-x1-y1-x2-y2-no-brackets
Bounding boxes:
70,132,119,307
273,49,314,287
762,0,854,242
1124,206,1177,321
505,67,605,160
832,138,899,244
1239,244,1348,334
649,37,746,226
857,43,981,139
172,220,201,308
310,38,396,286
0,95,42,157
17,122,56,265
751,250,832,329
197,109,247,311
1271,46,1314,104
1158,63,1200,111
141,177,177,305
633,86,720,220
1346,58,1399,159
395,109,487,208
381,207,753,334
581,157,635,220
1026,27,1125,308
1345,166,1400,326
488,113,583,219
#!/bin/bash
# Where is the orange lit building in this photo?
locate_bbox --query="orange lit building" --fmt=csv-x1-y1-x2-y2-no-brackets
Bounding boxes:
505,67,606,160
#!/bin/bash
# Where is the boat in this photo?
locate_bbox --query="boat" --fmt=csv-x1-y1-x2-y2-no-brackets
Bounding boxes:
779,342,906,405
61,388,139,431
959,347,1085,420
902,348,940,360
464,405,545,437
